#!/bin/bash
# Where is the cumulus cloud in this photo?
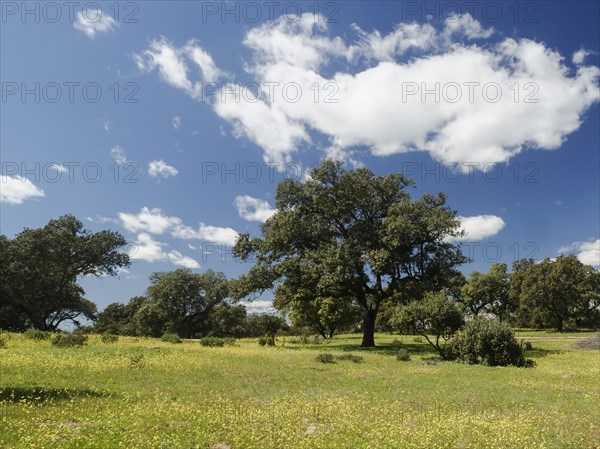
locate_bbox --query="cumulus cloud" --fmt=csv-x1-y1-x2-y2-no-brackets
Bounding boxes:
234,195,276,222
455,215,506,241
131,233,200,268
148,160,179,178
119,207,182,234
118,207,238,246
172,116,181,129
110,146,127,165
240,299,275,314
73,8,118,38
172,223,239,246
572,49,591,65
558,239,600,267
136,13,599,168
133,37,225,99
0,176,45,204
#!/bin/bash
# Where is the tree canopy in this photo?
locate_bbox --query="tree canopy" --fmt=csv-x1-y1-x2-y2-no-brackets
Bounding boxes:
232,159,467,346
1,215,129,330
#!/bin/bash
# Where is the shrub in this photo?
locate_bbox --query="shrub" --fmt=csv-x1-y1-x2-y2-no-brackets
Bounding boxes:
223,337,237,346
312,335,322,345
101,333,119,344
52,333,88,348
336,354,364,363
258,337,267,346
200,337,225,347
265,336,275,346
572,333,600,350
413,336,423,343
315,353,335,363
0,333,7,348
451,319,532,367
524,341,533,350
396,348,411,361
161,333,182,344
23,329,51,341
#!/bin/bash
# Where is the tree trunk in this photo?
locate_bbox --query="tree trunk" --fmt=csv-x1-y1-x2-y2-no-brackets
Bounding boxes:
361,309,377,347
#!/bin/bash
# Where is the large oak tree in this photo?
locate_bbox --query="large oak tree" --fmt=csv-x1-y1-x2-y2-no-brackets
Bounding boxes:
232,160,467,347
1,215,130,330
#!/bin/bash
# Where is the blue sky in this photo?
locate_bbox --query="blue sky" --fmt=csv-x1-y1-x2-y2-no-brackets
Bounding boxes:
1,1,599,313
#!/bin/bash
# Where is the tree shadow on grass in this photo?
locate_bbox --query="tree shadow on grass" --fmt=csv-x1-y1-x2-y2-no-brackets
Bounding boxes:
0,387,111,404
523,348,563,358
324,342,438,357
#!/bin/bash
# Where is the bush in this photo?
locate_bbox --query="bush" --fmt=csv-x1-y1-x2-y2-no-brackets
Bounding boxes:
52,333,88,348
258,336,275,346
413,336,423,343
572,333,600,350
312,335,322,345
315,353,335,363
223,337,237,346
336,354,364,363
0,333,7,348
524,341,533,350
451,319,532,367
200,337,225,347
396,348,411,361
23,329,51,341
101,333,119,344
161,333,182,344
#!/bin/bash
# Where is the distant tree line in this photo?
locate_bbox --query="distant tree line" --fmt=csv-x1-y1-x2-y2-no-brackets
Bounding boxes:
1,163,598,341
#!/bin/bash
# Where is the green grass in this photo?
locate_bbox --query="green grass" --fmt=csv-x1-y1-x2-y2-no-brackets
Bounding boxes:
1,332,598,448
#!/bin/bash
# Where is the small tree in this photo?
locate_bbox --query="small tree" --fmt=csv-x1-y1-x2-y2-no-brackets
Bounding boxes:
452,319,530,367
516,255,599,331
393,291,464,359
461,263,514,321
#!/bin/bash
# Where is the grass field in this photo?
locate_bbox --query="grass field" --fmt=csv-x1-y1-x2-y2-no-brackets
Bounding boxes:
1,331,598,449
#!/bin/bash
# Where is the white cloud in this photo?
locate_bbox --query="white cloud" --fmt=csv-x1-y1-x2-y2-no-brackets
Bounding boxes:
456,215,506,241
119,207,182,234
241,299,276,314
234,195,276,222
130,233,200,268
558,239,600,267
172,116,181,129
572,49,590,65
73,8,118,39
137,14,599,168
118,207,238,245
111,146,127,165
443,13,494,39
133,37,224,99
49,163,68,173
172,223,239,246
148,160,179,178
0,176,45,204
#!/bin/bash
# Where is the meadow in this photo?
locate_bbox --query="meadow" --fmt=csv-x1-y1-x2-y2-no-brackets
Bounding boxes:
1,331,598,449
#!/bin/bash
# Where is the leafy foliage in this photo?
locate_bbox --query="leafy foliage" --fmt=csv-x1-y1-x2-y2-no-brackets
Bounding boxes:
393,291,464,359
512,255,600,330
147,269,229,338
51,333,88,348
315,353,335,363
160,333,182,344
23,329,51,341
396,349,411,361
461,263,515,321
199,337,225,347
451,319,531,367
1,215,129,330
101,333,119,344
232,160,467,347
